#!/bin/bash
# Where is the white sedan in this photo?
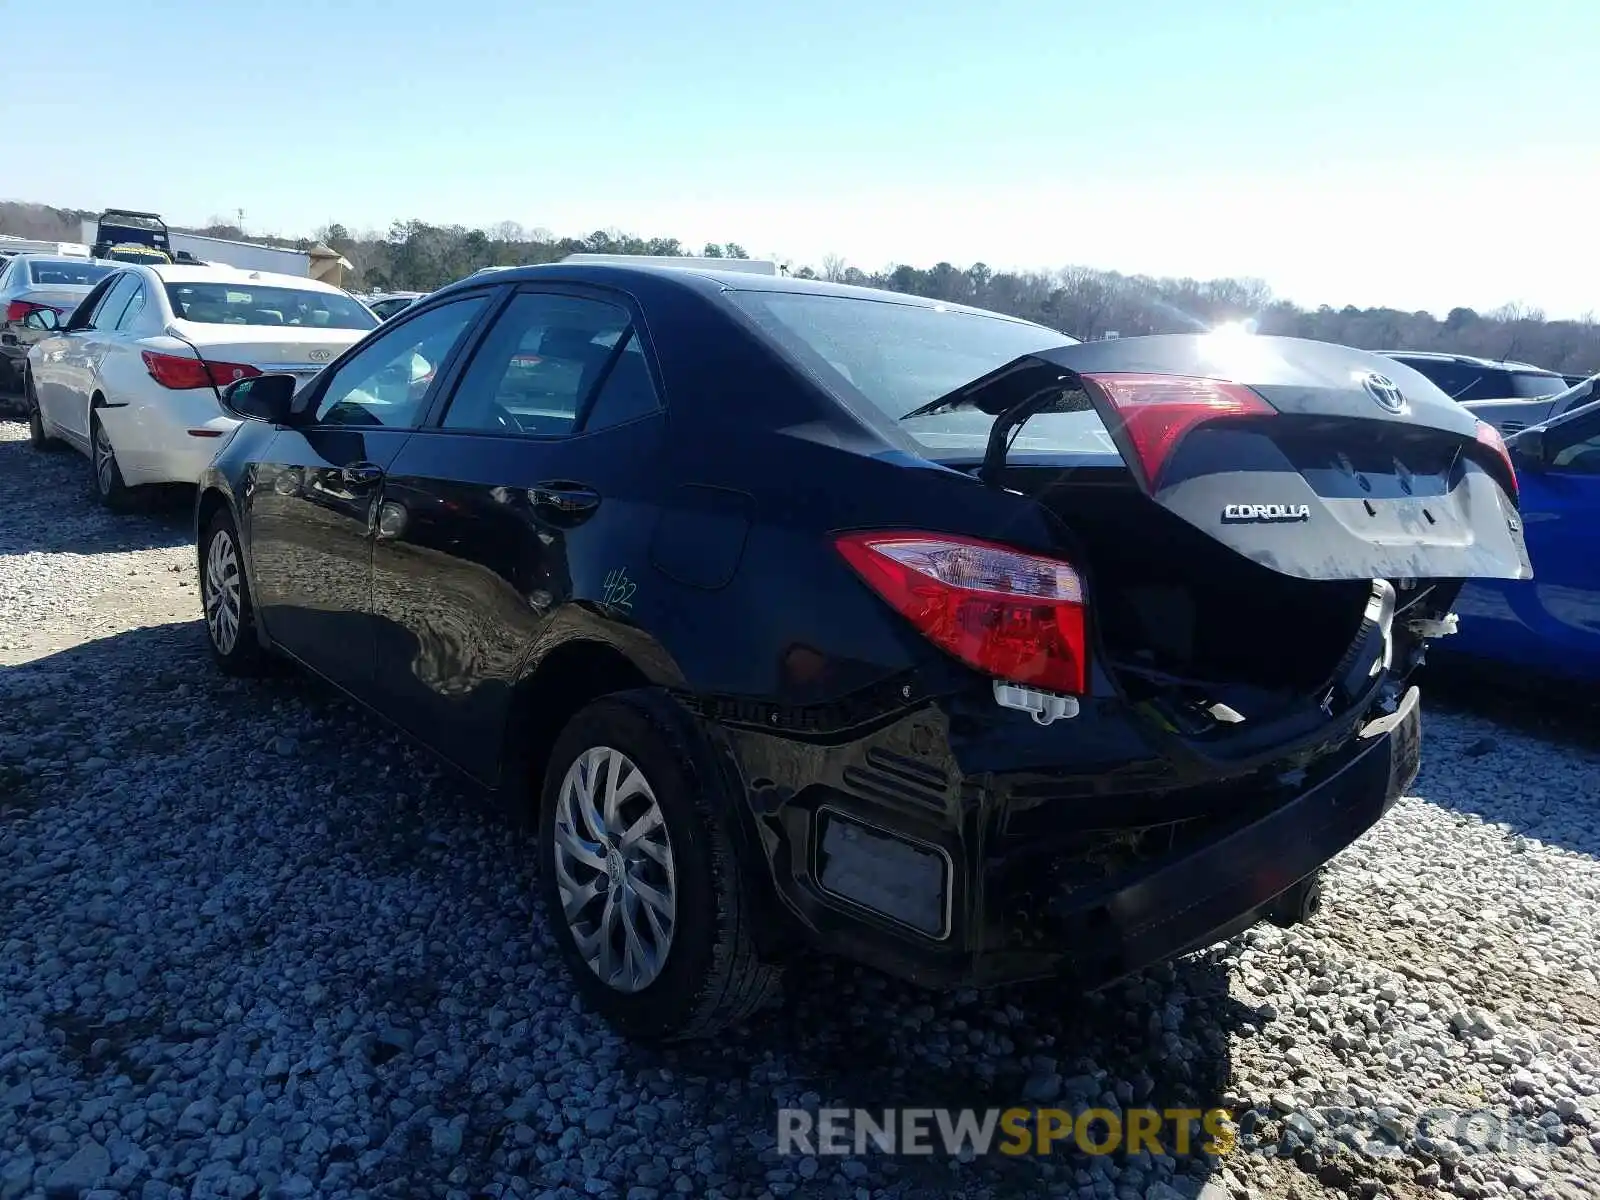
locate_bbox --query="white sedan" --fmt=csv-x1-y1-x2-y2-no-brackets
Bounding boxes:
24,263,379,508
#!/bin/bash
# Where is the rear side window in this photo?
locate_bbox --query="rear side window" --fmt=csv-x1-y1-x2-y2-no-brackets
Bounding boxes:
89,273,140,330
441,292,658,438
113,284,147,331
28,260,116,287
314,296,488,428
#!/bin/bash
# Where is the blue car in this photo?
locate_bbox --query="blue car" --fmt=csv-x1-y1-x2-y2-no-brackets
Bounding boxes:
1449,396,1600,680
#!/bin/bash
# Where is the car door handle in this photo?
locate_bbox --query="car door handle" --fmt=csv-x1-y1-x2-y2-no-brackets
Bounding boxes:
529,482,600,513
341,463,383,486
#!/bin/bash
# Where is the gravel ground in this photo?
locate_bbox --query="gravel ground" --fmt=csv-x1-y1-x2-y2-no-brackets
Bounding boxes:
0,416,1596,1200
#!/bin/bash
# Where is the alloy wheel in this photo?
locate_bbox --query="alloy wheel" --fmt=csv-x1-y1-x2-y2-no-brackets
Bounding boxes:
93,421,115,496
551,745,676,993
203,529,243,655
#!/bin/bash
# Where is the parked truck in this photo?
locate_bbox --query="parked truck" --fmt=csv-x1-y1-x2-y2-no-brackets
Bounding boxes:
79,210,172,260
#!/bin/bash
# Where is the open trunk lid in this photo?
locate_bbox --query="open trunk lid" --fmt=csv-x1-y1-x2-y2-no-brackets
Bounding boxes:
929,333,1531,584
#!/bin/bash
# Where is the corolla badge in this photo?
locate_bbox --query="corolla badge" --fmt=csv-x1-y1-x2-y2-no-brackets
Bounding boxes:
309,349,332,362
1222,503,1310,523
1361,372,1407,414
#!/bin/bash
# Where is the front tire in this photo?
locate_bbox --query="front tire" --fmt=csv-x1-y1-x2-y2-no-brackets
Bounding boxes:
26,374,64,451
538,690,781,1040
201,509,269,676
90,412,135,510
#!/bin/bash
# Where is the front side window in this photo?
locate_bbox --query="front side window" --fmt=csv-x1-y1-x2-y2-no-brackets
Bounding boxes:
166,282,377,330
313,296,488,428
441,292,639,438
1551,428,1600,472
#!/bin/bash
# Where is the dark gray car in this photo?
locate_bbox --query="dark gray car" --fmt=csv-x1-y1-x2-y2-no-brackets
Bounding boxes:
1465,373,1600,435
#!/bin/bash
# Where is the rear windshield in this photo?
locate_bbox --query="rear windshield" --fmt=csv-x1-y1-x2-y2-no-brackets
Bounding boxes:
1503,372,1569,399
165,283,377,330
726,290,1108,455
1394,357,1567,402
28,260,116,287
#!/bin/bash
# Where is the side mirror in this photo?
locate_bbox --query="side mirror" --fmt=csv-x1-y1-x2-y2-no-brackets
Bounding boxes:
22,309,60,332
1508,428,1546,471
219,373,297,424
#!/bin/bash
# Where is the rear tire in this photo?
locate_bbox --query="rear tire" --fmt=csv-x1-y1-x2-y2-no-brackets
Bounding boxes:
25,373,64,451
90,411,135,511
538,690,781,1040
200,509,269,676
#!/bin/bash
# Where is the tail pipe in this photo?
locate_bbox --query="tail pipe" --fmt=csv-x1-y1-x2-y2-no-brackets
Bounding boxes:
1266,871,1324,928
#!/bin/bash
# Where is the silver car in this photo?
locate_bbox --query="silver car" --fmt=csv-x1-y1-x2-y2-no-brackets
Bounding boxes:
0,254,118,399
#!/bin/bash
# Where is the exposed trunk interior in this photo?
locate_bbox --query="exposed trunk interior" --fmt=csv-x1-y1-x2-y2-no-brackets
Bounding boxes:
1022,468,1412,732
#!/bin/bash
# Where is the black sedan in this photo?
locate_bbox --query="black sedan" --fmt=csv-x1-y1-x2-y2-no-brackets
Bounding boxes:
195,264,1530,1039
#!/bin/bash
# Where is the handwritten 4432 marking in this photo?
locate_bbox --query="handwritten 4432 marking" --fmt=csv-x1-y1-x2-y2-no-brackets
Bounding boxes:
601,568,636,613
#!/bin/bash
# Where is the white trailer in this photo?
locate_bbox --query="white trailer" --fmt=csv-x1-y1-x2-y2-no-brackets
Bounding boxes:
168,233,310,275
1,235,91,258
168,233,351,286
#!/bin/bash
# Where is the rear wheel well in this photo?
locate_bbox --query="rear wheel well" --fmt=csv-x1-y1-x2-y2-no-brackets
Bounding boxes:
197,488,230,541
501,641,653,823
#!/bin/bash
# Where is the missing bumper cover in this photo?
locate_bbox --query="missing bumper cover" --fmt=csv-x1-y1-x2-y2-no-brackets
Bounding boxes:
815,809,951,939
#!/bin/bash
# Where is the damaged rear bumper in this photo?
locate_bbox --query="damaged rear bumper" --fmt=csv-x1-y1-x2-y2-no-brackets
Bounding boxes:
719,685,1421,991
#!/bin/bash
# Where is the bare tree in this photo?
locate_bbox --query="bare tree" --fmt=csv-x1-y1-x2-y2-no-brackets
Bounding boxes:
820,254,848,282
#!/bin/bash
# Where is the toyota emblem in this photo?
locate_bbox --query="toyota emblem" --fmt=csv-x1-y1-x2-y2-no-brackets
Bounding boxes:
1361,372,1407,414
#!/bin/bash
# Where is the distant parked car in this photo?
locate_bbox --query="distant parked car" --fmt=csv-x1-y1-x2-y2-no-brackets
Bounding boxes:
0,254,118,399
24,262,378,508
1378,351,1569,404
191,263,1528,1039
1446,397,1600,682
367,291,424,321
1464,372,1599,435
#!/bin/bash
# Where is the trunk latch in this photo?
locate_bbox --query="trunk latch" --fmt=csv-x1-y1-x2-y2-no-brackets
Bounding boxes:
993,681,1080,726
1406,612,1459,639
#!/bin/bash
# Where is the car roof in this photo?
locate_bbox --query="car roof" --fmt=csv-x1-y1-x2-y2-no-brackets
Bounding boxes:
150,263,348,294
6,252,117,267
429,261,1046,325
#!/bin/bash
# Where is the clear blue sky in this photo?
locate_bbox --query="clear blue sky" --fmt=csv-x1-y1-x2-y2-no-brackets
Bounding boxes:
9,0,1598,316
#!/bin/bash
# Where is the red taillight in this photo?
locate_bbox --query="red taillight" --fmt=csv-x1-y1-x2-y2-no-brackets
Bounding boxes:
141,350,261,390
1474,420,1518,497
1080,372,1275,490
5,300,52,323
835,531,1088,694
